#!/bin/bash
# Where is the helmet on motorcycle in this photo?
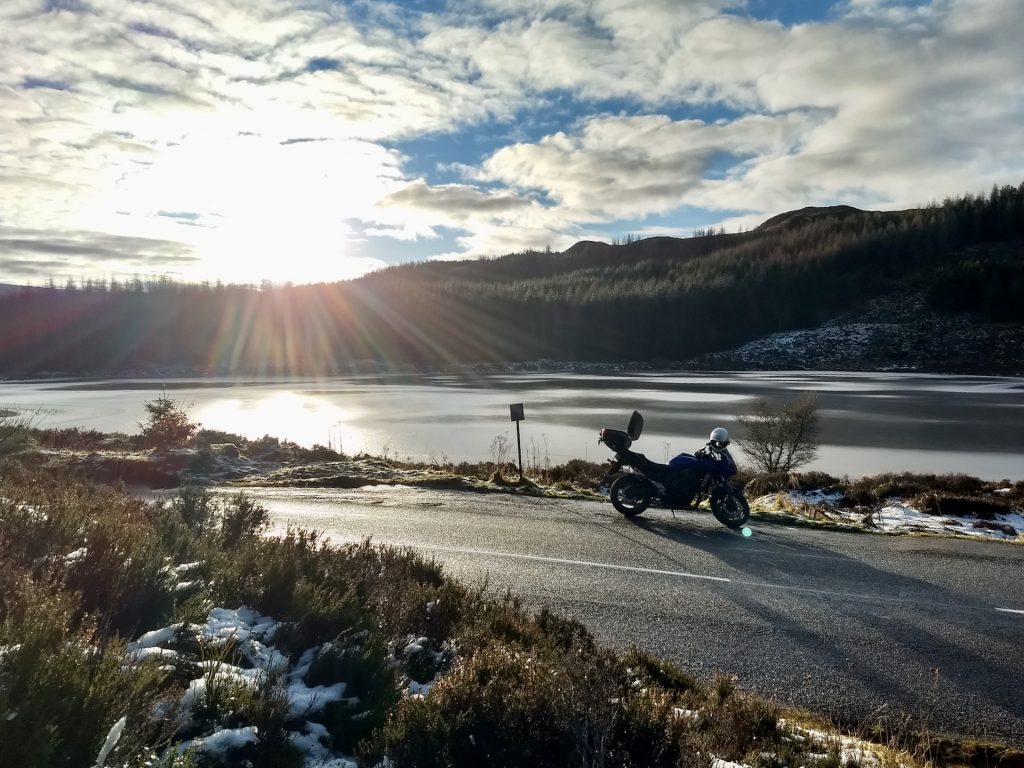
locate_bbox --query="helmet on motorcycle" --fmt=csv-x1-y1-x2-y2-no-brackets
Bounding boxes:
709,427,730,452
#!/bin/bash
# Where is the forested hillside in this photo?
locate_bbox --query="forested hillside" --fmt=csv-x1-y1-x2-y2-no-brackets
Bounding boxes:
1,184,1022,376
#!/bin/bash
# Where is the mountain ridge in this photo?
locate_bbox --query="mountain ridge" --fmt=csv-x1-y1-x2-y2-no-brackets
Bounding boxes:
0,188,1021,375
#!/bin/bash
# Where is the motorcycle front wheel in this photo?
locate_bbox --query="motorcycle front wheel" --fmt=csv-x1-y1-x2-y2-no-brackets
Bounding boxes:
710,486,751,529
609,474,653,517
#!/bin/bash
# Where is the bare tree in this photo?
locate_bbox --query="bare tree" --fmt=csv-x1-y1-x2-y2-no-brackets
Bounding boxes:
736,393,820,474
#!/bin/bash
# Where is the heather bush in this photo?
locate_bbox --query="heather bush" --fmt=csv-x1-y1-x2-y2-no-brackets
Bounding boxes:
218,492,270,546
909,493,1013,520
306,632,400,752
0,581,170,767
743,470,842,497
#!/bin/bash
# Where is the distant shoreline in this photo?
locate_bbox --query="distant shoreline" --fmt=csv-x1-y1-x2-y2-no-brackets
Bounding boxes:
2,359,1022,383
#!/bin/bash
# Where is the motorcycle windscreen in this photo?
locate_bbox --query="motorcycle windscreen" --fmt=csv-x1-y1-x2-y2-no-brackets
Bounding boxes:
627,410,644,441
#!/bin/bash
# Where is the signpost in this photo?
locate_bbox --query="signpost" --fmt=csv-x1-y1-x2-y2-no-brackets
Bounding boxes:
510,403,525,479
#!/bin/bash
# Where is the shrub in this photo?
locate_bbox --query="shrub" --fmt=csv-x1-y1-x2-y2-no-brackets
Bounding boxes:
138,395,199,450
0,581,170,768
307,632,400,753
172,485,217,533
302,443,343,461
910,493,1012,520
194,428,248,449
0,407,34,464
542,459,606,490
841,472,993,507
219,493,270,547
28,425,128,451
743,470,842,497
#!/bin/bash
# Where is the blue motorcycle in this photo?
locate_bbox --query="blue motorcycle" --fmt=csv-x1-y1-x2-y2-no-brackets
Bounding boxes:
599,411,750,528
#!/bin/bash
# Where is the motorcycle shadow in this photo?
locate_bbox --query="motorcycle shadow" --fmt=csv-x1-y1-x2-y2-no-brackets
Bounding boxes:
623,511,749,545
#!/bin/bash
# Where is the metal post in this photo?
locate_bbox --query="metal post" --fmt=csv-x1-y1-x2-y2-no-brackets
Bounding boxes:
516,419,523,480
509,403,525,481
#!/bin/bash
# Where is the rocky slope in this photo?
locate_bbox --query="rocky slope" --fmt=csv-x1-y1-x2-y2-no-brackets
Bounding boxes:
693,291,1024,374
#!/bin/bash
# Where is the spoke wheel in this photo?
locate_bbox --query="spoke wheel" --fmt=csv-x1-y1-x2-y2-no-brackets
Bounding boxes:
610,475,652,517
711,486,750,529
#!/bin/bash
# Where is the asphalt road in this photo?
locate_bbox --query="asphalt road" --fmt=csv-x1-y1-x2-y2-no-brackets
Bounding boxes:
238,485,1024,745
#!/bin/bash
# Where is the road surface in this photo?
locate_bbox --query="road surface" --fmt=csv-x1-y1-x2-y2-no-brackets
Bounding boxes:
235,485,1024,744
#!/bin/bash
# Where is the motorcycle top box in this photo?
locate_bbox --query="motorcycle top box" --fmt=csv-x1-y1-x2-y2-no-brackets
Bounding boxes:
599,410,643,452
599,429,632,452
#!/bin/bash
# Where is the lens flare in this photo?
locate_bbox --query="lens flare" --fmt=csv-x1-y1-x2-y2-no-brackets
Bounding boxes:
741,526,753,538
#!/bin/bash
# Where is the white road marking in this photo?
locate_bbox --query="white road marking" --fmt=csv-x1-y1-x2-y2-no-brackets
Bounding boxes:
995,608,1024,615
419,544,734,583
290,535,995,610
401,543,994,611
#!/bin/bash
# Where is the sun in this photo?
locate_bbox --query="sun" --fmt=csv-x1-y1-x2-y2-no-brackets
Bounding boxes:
80,116,400,284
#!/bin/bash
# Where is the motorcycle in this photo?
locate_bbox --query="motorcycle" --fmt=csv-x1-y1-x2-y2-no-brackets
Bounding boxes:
598,411,750,529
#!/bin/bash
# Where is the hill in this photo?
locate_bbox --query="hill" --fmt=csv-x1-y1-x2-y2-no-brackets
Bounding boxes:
0,186,1022,376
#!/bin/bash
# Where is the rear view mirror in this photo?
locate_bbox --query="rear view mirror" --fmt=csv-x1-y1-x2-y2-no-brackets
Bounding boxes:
627,410,644,440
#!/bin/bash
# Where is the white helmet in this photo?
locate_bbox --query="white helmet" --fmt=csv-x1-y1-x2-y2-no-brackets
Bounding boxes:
709,427,730,452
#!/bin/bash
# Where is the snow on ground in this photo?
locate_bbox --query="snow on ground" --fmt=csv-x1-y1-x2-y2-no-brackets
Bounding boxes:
779,720,882,768
130,605,365,766
753,492,1024,541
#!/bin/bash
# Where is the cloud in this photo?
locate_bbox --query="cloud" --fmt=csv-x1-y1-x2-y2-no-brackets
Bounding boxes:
382,179,535,217
455,0,1024,250
0,0,1021,278
480,112,820,217
0,225,199,279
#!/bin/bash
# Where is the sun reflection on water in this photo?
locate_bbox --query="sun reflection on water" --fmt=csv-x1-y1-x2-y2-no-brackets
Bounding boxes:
194,391,354,450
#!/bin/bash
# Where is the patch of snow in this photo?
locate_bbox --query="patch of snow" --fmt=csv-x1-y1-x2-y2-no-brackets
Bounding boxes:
93,715,126,768
788,490,844,506
404,638,426,655
288,721,360,767
177,726,259,757
292,647,318,680
130,625,184,650
289,721,329,762
65,547,88,563
288,721,357,767
131,606,366,762
128,647,178,663
877,501,1023,540
408,678,434,697
287,680,348,718
993,488,1013,496
780,720,881,768
711,758,751,768
755,491,1022,541
173,561,202,574
174,580,199,592
0,643,22,660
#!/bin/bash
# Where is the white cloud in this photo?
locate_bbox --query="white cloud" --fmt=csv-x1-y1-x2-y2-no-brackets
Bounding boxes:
0,0,1021,277
447,0,1024,254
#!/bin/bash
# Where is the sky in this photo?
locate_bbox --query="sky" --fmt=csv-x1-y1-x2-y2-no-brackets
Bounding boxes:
0,0,1022,285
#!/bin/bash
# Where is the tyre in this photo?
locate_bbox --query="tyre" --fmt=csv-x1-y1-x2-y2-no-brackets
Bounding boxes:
610,474,653,517
711,486,750,529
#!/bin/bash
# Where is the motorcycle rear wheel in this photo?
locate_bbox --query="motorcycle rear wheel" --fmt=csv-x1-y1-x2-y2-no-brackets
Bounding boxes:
610,475,652,517
710,486,750,529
